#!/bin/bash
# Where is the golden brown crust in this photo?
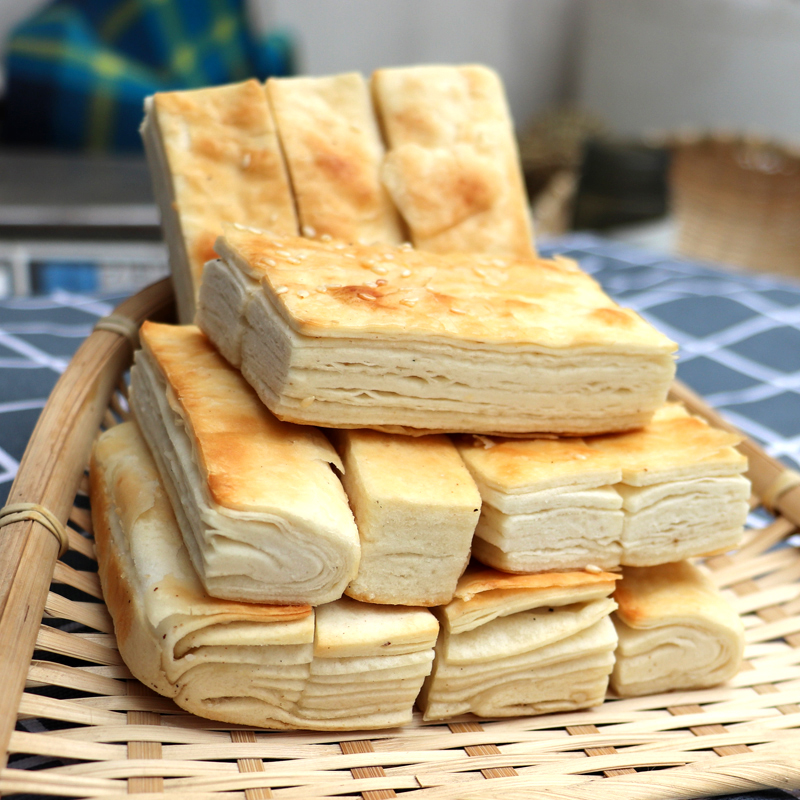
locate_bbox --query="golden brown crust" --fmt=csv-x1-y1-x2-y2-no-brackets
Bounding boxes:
266,74,404,245
93,421,314,624
372,64,534,257
89,458,135,648
587,404,746,481
440,566,620,634
456,435,622,491
454,568,620,602
152,80,298,300
614,561,733,629
138,321,345,512
217,228,677,351
457,403,745,491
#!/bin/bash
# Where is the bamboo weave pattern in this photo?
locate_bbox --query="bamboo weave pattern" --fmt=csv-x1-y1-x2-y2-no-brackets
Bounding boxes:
4,377,800,800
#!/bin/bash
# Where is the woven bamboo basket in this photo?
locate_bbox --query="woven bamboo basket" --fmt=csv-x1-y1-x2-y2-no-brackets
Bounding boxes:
2,278,800,800
669,133,800,279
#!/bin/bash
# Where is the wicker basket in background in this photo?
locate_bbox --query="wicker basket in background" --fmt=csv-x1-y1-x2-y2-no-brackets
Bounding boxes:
670,134,800,278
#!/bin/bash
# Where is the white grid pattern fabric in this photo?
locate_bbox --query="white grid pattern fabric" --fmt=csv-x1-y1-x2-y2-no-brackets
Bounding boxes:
0,290,126,503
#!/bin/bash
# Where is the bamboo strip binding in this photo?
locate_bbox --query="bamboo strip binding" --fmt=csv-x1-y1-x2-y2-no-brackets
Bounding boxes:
0,502,69,557
2,278,800,800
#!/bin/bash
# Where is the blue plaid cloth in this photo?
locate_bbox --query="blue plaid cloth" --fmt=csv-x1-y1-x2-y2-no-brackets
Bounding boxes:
2,0,294,151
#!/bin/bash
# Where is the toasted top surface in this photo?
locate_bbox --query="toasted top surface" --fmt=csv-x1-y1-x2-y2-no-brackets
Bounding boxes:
334,429,480,507
614,561,742,634
216,228,676,351
457,404,745,491
372,64,533,257
373,65,510,149
152,80,297,272
586,404,746,484
453,568,620,601
456,435,622,493
442,567,619,633
266,73,403,244
91,421,313,634
138,322,350,515
314,597,439,658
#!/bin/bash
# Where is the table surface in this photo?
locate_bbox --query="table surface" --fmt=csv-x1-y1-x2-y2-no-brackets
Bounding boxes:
2,233,800,799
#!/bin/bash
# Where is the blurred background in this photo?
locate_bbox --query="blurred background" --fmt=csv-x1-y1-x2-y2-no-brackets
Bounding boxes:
0,0,799,296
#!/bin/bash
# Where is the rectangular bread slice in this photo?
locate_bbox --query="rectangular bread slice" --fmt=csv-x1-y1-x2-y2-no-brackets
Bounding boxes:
266,73,405,245
419,568,619,720
129,321,360,605
333,429,481,605
198,228,677,436
459,404,749,571
611,561,745,696
457,436,624,572
141,80,298,323
587,403,750,565
372,64,534,257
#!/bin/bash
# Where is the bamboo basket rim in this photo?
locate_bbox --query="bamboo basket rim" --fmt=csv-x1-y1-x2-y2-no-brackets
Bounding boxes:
2,278,800,800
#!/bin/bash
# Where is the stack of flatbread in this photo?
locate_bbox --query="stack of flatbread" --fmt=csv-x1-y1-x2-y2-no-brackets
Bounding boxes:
93,421,440,729
142,65,533,324
114,61,750,730
91,421,316,728
457,437,624,573
418,568,619,719
458,404,749,573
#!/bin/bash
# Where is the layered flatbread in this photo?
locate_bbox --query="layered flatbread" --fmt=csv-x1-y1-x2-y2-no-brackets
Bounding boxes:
91,421,315,728
459,404,748,571
266,73,404,245
92,423,438,729
588,404,749,566
419,568,619,720
334,429,480,605
129,322,360,605
296,598,438,729
198,228,677,436
141,80,297,322
611,561,745,696
458,436,623,572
